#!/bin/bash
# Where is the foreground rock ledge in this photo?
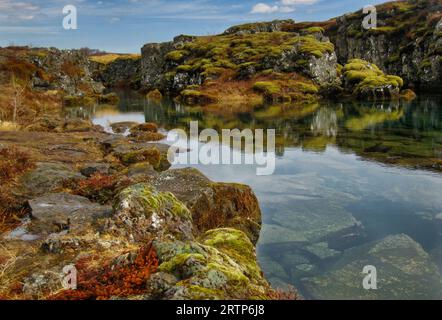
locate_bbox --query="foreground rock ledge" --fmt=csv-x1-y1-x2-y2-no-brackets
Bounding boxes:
0,127,272,300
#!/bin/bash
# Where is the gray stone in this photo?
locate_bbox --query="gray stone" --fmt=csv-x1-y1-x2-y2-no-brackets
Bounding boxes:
302,234,442,300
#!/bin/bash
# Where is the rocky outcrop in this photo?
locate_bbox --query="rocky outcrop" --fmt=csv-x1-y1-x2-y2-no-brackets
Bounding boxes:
0,174,271,300
140,29,339,104
24,47,105,95
92,57,142,89
223,19,295,35
329,0,442,90
0,124,271,300
151,168,262,244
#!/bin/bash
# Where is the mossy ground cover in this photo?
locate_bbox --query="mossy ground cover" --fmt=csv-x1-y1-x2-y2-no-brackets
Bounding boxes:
163,32,333,107
343,59,404,97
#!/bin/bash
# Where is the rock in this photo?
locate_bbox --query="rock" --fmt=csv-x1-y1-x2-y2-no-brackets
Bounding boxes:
259,224,308,245
330,2,442,90
151,168,262,244
130,123,159,133
27,193,111,236
62,119,97,133
223,20,295,35
110,121,139,134
305,242,340,260
145,272,178,298
270,201,362,244
129,131,166,142
94,56,141,90
17,162,83,198
111,183,194,242
258,255,289,281
79,162,111,177
127,162,158,178
154,228,271,300
302,234,442,299
342,59,404,100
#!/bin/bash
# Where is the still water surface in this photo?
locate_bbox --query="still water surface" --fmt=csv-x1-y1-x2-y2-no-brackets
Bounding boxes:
67,93,442,299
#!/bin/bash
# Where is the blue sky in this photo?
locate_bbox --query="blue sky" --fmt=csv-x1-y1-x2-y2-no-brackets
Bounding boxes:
0,0,388,53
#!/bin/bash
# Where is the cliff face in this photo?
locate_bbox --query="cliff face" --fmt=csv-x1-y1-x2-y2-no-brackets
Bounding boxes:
138,0,441,98
92,56,142,90
0,47,105,96
140,30,340,105
328,0,442,90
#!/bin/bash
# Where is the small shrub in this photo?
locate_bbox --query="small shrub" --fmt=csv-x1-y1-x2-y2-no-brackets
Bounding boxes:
0,147,35,232
73,173,118,204
266,285,300,300
50,243,159,300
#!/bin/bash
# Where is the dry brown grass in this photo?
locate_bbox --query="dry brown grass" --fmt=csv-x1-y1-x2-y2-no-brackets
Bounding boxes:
0,84,61,125
0,147,35,233
196,70,263,109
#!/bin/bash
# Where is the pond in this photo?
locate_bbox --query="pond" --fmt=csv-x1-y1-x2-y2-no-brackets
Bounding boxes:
66,92,442,299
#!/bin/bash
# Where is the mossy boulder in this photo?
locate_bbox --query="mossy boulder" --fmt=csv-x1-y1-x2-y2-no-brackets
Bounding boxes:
151,168,262,244
343,59,404,100
153,228,271,299
112,183,194,242
117,147,161,167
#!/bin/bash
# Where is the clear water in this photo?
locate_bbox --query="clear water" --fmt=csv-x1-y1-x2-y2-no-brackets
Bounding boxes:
66,93,442,299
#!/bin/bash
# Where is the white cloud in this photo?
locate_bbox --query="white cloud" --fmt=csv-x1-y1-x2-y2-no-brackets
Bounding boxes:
251,0,318,14
281,0,318,4
279,6,295,13
251,3,279,14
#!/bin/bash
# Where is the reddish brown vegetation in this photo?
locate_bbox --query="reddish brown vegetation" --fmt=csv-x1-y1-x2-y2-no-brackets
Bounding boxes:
0,147,35,232
266,286,300,300
72,173,118,204
50,244,159,300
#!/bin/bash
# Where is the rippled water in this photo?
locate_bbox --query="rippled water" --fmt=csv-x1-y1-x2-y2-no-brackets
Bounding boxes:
66,93,442,299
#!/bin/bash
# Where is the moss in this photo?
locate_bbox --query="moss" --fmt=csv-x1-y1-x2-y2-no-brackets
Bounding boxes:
202,228,260,279
295,82,319,94
180,90,216,106
301,27,325,34
420,59,432,69
343,59,404,95
368,26,398,35
253,81,281,95
159,253,206,273
118,147,161,167
290,35,334,58
116,183,192,221
386,55,401,65
165,50,189,62
176,64,193,72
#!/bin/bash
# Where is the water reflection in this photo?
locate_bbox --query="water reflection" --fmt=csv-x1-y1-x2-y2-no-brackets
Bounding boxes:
65,93,442,299
65,93,442,172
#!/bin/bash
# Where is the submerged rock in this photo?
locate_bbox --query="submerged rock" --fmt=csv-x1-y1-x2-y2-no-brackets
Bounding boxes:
302,234,442,300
